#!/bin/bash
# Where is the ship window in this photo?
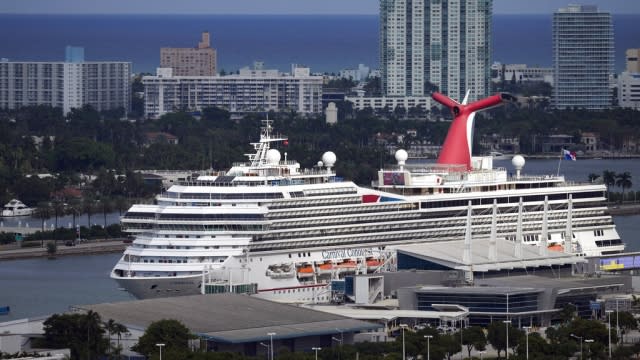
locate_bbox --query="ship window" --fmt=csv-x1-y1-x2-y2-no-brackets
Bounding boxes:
288,254,292,258
307,252,311,256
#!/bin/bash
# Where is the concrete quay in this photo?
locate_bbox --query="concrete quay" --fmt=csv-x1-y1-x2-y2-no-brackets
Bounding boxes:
0,239,127,261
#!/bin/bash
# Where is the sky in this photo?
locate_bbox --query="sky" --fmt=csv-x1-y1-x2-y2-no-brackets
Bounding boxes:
1,0,639,15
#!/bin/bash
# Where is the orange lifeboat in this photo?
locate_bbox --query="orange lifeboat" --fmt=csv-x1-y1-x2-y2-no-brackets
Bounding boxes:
335,260,357,273
297,265,314,278
548,244,564,252
366,259,383,271
317,262,334,275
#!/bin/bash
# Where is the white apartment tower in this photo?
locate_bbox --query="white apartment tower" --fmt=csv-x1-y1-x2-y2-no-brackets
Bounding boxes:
0,47,131,114
380,0,492,102
552,5,614,110
618,49,640,110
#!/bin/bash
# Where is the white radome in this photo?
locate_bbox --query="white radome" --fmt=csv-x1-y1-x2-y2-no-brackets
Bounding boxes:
266,149,281,165
395,149,409,163
512,155,525,169
322,151,336,167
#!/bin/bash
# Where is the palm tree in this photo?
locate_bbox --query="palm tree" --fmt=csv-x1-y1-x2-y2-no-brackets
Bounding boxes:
616,172,633,203
602,170,617,201
113,322,128,355
52,200,65,245
83,195,96,228
100,198,113,239
588,173,600,183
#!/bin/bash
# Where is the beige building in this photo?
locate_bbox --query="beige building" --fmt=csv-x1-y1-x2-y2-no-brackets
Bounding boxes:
626,49,640,73
160,32,217,76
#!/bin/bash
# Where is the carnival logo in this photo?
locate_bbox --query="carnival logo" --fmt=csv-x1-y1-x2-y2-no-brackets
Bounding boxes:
321,248,375,259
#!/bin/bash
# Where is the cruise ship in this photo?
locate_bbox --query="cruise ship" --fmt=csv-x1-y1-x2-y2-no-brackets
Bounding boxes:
111,92,624,301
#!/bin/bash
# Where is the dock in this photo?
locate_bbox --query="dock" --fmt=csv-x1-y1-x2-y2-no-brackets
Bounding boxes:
0,239,127,261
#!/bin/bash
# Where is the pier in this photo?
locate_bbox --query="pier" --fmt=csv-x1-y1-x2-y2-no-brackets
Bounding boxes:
0,239,127,261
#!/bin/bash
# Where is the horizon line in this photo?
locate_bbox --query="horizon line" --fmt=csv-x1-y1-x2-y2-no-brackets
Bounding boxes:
1,11,639,16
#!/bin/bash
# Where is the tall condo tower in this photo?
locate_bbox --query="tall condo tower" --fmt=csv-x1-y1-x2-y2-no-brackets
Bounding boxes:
552,5,614,110
380,0,492,102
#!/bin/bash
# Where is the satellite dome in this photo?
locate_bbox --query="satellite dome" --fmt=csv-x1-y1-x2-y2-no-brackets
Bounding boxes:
266,149,281,165
322,151,337,167
395,149,409,163
511,155,525,170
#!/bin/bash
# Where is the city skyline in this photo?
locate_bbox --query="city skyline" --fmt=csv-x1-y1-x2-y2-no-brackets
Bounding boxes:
1,0,639,15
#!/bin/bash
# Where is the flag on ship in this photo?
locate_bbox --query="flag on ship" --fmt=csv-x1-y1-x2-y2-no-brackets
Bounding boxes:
563,149,577,161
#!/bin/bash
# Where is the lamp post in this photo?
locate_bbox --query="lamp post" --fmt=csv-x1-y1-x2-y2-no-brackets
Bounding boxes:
503,320,512,360
399,324,408,360
312,347,321,360
523,326,531,360
424,335,433,360
478,350,486,360
267,332,276,360
585,339,594,360
155,343,165,360
606,309,613,359
570,334,583,360
259,343,270,359
616,299,620,341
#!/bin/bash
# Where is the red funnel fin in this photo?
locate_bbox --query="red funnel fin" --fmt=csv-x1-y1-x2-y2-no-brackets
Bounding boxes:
432,92,510,170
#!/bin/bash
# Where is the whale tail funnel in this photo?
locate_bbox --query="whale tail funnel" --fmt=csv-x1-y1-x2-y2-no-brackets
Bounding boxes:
432,92,515,170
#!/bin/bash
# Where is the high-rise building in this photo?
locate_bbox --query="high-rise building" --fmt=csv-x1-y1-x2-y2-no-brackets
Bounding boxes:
618,49,640,110
380,0,492,102
143,65,323,118
0,47,131,115
160,32,217,76
552,5,614,110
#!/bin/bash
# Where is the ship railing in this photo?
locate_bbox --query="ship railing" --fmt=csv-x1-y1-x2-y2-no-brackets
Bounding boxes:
232,160,299,167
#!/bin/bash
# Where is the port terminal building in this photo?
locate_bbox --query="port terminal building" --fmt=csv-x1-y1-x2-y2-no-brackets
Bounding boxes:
323,238,631,328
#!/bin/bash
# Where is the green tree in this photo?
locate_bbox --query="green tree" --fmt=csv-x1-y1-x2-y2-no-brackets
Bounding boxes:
615,171,633,203
132,319,196,357
461,326,487,359
612,311,637,343
46,241,57,258
487,322,520,359
602,170,617,200
41,311,108,360
439,333,462,360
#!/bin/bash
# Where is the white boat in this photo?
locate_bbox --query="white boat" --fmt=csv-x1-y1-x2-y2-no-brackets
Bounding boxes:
111,92,624,302
1,199,34,217
488,151,511,160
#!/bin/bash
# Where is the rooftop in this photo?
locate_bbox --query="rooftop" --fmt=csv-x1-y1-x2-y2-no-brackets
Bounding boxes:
392,238,586,272
74,294,381,344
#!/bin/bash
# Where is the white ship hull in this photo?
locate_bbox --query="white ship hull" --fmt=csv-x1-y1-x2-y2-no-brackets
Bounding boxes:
114,274,202,299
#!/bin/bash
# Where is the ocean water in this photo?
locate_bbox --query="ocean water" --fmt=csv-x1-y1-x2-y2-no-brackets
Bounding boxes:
0,14,636,73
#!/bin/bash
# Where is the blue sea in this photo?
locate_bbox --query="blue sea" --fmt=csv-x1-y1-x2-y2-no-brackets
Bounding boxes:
0,14,637,74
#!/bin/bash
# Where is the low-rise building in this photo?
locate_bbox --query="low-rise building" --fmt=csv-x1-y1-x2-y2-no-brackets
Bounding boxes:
581,132,599,152
491,63,554,84
143,64,323,118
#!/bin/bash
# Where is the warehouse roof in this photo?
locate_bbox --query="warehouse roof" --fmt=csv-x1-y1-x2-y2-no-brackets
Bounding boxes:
393,238,585,272
74,294,381,343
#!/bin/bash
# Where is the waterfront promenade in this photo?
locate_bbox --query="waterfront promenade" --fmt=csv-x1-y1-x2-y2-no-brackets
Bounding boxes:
0,239,127,261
